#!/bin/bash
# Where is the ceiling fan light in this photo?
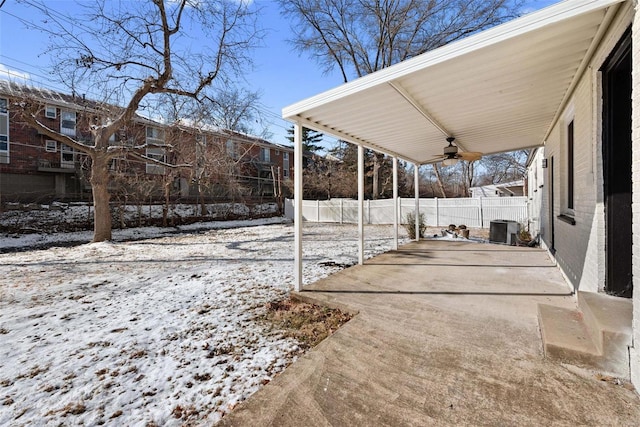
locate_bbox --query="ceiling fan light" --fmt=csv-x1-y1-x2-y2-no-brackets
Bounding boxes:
442,157,458,166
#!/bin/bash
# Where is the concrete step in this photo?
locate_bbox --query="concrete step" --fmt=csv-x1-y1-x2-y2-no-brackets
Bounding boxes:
538,294,631,378
578,291,632,375
538,304,600,366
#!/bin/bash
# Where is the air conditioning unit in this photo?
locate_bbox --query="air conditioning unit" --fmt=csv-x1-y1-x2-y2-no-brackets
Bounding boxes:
489,220,519,245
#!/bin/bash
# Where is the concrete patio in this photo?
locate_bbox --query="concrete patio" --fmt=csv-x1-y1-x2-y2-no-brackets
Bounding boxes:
217,239,640,426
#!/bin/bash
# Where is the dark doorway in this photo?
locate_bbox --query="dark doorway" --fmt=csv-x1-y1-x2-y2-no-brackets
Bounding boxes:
602,30,632,298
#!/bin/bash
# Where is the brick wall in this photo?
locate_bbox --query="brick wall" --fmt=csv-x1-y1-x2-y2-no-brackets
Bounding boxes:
533,2,639,387
541,6,634,297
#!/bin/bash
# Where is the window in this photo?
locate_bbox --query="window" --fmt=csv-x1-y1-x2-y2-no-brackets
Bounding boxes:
260,147,271,162
567,120,574,210
45,105,57,119
283,152,290,178
275,150,280,156
45,140,57,152
60,111,76,136
146,126,165,143
60,144,76,168
226,139,237,159
146,147,166,174
0,97,8,163
145,126,166,174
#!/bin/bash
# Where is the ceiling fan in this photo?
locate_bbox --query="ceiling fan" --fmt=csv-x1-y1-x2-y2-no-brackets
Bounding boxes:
430,137,482,166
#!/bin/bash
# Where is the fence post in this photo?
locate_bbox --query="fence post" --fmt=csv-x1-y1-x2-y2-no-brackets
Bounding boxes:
479,197,484,228
435,197,439,227
317,199,320,222
367,199,371,224
340,199,344,224
398,197,402,224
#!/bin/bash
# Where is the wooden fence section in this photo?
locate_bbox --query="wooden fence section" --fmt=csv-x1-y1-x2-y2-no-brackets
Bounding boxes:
285,197,528,228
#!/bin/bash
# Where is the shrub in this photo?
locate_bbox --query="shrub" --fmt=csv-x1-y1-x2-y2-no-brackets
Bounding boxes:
404,212,426,239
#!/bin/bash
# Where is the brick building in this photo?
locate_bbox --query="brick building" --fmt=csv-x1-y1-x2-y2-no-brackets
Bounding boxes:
0,80,293,203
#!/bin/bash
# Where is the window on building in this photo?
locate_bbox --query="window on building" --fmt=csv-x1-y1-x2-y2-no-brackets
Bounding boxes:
567,120,574,210
145,126,166,174
60,111,76,136
260,147,271,162
226,139,237,159
45,105,57,119
146,126,165,144
146,147,166,174
283,152,290,178
45,140,57,152
60,144,76,168
0,97,8,163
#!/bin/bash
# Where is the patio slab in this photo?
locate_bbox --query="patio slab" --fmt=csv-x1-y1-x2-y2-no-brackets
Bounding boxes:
217,239,640,426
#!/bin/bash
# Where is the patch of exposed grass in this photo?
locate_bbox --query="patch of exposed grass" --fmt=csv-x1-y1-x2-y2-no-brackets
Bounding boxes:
262,297,352,348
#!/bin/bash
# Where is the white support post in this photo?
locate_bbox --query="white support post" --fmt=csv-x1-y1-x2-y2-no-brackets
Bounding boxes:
358,145,365,265
294,124,303,291
414,164,420,242
393,157,399,250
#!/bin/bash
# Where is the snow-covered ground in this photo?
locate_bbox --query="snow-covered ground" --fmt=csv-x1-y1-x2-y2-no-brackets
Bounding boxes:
0,219,409,426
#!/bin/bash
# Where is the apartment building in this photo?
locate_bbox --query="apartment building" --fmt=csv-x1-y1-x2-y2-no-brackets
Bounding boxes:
0,80,293,203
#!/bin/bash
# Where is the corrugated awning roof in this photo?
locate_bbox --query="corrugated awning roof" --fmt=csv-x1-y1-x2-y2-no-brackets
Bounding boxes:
282,0,625,165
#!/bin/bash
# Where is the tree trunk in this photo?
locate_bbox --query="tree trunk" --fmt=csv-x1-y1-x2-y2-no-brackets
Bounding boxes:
372,155,380,199
90,154,113,242
432,164,447,198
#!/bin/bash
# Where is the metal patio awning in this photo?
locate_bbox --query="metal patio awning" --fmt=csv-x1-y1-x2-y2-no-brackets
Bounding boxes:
283,0,625,164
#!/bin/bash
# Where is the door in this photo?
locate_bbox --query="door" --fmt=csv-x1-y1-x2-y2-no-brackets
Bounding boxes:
602,30,632,298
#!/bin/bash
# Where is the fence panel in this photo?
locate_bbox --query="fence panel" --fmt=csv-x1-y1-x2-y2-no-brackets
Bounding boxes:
479,197,528,227
285,196,527,228
435,198,482,228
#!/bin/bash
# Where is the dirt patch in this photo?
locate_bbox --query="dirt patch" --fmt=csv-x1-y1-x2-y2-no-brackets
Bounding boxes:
262,297,353,349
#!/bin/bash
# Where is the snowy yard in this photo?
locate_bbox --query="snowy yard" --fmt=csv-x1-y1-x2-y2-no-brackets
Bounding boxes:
0,219,409,426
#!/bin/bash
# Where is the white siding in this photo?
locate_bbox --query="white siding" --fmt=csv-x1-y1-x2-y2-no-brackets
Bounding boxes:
526,148,545,239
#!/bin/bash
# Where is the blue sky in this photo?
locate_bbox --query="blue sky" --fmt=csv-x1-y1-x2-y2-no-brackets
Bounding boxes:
0,0,558,148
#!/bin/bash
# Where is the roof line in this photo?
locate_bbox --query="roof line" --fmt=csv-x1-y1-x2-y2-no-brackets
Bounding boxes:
282,0,623,119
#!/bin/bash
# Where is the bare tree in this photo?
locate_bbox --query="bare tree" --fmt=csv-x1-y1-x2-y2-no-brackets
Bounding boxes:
278,0,522,83
202,86,267,136
16,0,261,242
476,150,529,185
431,163,447,198
460,160,476,197
279,0,521,195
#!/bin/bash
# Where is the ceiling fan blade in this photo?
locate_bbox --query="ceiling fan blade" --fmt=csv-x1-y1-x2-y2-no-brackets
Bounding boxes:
458,152,482,162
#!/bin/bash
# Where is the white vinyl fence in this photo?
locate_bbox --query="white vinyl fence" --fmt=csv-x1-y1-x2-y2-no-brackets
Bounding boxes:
285,197,528,228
